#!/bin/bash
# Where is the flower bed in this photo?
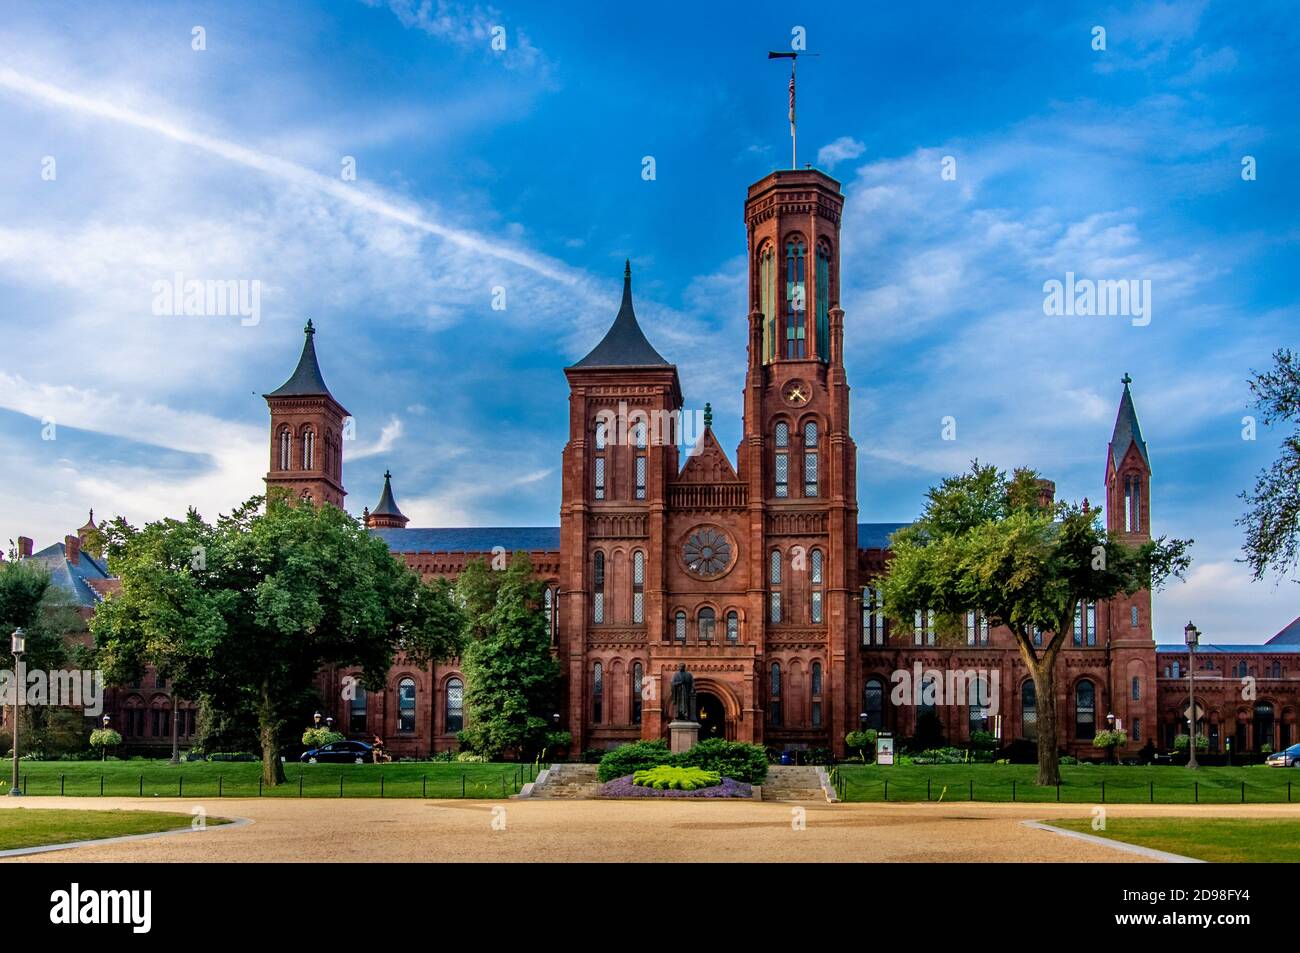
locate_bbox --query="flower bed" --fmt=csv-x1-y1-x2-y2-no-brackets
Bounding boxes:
598,773,753,799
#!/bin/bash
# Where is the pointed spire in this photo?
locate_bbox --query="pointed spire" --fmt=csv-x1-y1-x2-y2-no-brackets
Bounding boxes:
369,469,407,526
265,319,335,399
1109,373,1150,469
570,262,670,368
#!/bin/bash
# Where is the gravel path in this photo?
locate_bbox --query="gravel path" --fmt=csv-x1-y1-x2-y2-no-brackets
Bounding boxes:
3,797,1298,862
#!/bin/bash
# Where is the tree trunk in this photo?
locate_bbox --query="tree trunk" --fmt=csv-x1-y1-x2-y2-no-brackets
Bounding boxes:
258,680,285,786
1031,662,1060,786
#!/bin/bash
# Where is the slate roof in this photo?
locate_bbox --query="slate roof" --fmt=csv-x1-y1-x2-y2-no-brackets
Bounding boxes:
1156,643,1300,654
570,262,670,369
372,527,562,553
858,522,912,549
370,471,405,518
1266,616,1300,645
1109,376,1150,469
265,320,339,401
28,542,114,608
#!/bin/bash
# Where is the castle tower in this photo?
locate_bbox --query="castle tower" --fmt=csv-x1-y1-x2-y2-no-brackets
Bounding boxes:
264,320,349,507
1105,373,1151,541
365,470,409,529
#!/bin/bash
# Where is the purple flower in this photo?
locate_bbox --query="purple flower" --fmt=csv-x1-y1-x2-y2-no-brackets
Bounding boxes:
596,774,753,798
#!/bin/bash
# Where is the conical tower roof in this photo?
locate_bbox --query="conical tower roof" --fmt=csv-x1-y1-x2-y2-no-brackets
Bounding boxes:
265,320,337,400
1109,373,1150,469
571,262,670,369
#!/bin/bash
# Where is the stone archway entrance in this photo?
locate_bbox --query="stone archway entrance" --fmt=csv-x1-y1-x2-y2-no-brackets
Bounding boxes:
696,691,727,741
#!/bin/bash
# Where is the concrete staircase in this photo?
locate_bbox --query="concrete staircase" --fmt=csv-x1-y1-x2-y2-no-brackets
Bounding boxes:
760,765,828,801
525,763,602,799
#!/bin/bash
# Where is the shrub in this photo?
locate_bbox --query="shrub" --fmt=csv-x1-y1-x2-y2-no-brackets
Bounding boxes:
456,752,487,763
675,739,768,784
597,740,672,782
89,728,122,756
1172,733,1209,752
912,746,966,765
969,730,997,751
301,728,345,749
632,765,722,791
207,752,257,762
845,730,876,761
1092,729,1128,750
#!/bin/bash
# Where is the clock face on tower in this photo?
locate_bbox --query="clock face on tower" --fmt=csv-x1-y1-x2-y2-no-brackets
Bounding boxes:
682,527,733,578
783,379,810,406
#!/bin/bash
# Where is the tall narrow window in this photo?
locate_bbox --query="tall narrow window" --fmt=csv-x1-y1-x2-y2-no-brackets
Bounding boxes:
770,663,783,726
726,610,739,642
914,610,935,646
544,587,554,641
1086,601,1097,646
811,661,823,728
759,244,776,364
1074,679,1096,740
698,607,715,642
675,610,687,642
803,421,819,497
302,428,315,470
278,427,291,470
809,548,824,623
445,678,464,733
592,552,605,624
863,679,884,730
968,676,990,735
1073,603,1084,646
769,550,783,623
1021,680,1037,740
1131,605,1139,627
594,421,607,500
815,242,831,362
863,587,885,645
592,663,603,723
784,238,806,358
1131,675,1141,700
632,662,643,725
350,684,367,733
966,611,989,645
631,550,644,624
398,678,416,733
634,420,647,500
774,422,789,498
1033,624,1043,647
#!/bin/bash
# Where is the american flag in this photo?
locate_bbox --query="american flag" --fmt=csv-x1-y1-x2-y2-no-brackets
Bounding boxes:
788,68,796,135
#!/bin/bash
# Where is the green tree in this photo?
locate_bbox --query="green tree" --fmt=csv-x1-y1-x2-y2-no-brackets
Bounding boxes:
457,553,561,760
92,496,463,785
879,462,1191,785
1238,348,1300,581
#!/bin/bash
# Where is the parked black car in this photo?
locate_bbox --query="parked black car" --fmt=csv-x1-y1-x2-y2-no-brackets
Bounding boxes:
300,740,374,764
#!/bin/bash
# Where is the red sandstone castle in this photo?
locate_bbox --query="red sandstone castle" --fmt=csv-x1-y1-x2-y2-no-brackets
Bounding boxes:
20,168,1300,760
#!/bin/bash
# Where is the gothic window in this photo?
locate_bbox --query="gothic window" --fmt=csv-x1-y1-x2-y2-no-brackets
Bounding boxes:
774,422,789,498
815,242,831,362
592,551,605,624
759,243,776,365
675,610,687,642
1073,603,1083,646
1086,601,1096,646
350,684,367,733
698,607,715,642
1131,605,1139,627
632,551,644,624
544,587,554,642
1021,680,1037,740
634,420,647,500
913,609,935,646
863,587,885,646
810,548,823,623
1132,675,1141,701
632,662,643,725
1124,473,1142,532
863,678,884,730
769,550,783,623
278,427,291,470
811,661,823,728
726,610,739,642
302,428,315,470
966,611,989,646
594,421,607,499
803,420,819,497
770,663,782,726
592,663,603,723
445,678,464,733
968,676,990,736
784,237,807,358
398,677,416,733
1074,679,1096,740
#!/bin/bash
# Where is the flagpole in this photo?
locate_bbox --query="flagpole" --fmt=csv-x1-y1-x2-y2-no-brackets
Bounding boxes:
791,58,797,169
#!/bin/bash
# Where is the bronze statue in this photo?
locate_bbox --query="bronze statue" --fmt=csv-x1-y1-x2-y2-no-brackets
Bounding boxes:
670,663,696,722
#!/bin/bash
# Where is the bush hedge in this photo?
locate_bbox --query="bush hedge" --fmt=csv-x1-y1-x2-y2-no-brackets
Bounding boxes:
632,765,721,791
597,739,768,784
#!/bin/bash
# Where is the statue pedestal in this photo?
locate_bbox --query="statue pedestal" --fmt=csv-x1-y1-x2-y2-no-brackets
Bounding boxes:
668,720,700,754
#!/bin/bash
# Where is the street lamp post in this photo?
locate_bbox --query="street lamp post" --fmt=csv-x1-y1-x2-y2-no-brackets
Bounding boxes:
1185,621,1200,770
9,628,25,796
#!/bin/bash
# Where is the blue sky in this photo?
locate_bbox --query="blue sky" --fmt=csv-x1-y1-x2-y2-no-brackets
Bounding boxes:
0,0,1296,642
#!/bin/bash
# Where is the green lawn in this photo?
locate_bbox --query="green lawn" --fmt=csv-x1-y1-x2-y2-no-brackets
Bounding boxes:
834,763,1300,804
1050,817,1300,863
0,808,229,851
2,760,541,799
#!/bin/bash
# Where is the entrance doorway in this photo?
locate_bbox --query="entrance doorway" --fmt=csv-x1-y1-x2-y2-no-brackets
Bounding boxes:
696,691,726,741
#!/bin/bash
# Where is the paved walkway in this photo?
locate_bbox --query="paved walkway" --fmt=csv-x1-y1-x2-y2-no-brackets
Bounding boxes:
3,798,1298,862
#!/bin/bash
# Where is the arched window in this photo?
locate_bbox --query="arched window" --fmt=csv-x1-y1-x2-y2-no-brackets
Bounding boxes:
1124,473,1143,532
769,550,783,623
632,662,643,725
1021,680,1037,740
815,242,831,361
592,663,603,723
863,587,885,645
769,663,783,726
726,610,739,642
302,428,315,470
968,676,989,736
445,678,464,733
633,419,647,500
1171,660,1181,679
1253,702,1274,751
863,678,884,730
811,661,823,728
398,677,416,733
1131,675,1141,700
1074,679,1096,740
774,422,789,498
1271,662,1282,679
592,552,605,624
349,684,367,733
675,610,687,642
698,607,715,642
809,548,823,623
759,243,776,365
278,427,292,470
632,551,644,624
784,237,806,358
803,421,819,497
593,420,607,499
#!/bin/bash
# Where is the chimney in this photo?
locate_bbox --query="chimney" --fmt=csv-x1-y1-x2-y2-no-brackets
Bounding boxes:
65,535,81,565
17,536,33,559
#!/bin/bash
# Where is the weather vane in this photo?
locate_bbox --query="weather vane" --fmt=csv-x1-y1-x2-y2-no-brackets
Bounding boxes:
768,48,819,169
